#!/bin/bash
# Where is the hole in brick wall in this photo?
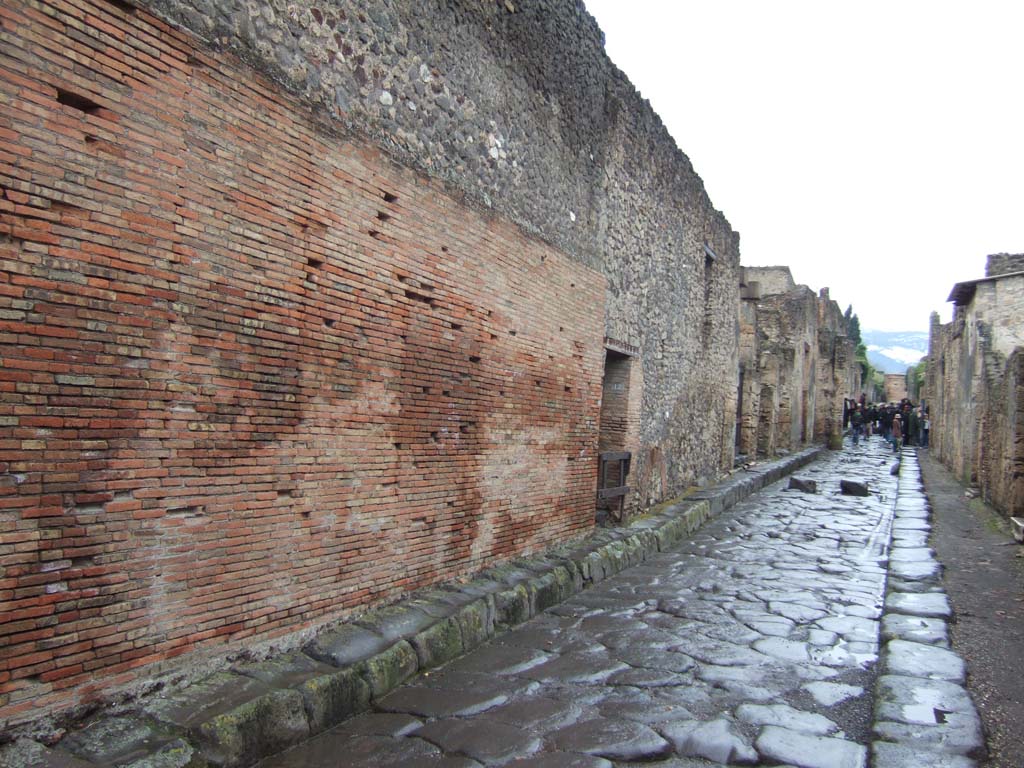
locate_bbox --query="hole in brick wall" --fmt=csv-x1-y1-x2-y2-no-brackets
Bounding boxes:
570,282,575,288
430,431,439,442
104,0,137,12
324,318,335,328
421,386,429,393
56,89,102,114
509,330,517,336
382,191,398,203
441,246,449,253
368,229,382,239
376,211,391,222
450,323,462,331
442,391,450,397
307,257,323,268
447,500,455,507
559,326,564,332
499,390,506,396
382,481,397,488
540,254,546,262
301,510,311,518
394,442,403,450
166,505,204,518
404,289,435,307
565,386,572,392
536,380,543,387
469,355,481,363
460,423,473,434
489,333,497,340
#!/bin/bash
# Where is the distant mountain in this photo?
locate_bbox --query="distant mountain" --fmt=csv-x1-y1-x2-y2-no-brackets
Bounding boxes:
862,330,929,373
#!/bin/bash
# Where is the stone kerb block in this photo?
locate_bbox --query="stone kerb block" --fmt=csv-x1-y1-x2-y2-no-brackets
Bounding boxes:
840,480,870,496
788,477,818,493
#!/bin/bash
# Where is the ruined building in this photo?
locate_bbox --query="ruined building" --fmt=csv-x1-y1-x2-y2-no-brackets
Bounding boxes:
925,253,1024,518
737,267,858,458
0,0,859,726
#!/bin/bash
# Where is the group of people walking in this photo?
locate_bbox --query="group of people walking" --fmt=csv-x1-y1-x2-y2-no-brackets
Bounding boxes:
843,397,929,452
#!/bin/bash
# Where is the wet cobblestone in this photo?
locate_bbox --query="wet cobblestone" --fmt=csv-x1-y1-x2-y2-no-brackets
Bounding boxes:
260,439,967,767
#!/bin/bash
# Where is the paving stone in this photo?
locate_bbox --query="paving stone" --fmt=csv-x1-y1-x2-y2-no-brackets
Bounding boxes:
892,518,930,531
873,675,985,756
871,741,978,767
889,547,936,562
881,614,950,647
264,732,442,767
814,615,878,642
0,740,104,768
483,695,583,731
754,726,867,768
890,558,943,582
802,681,864,707
546,717,672,761
327,711,422,738
768,601,828,623
753,637,810,663
505,754,612,768
884,592,952,619
415,718,542,764
377,684,508,717
884,640,966,682
519,650,629,684
444,643,551,676
673,718,759,764
735,703,838,735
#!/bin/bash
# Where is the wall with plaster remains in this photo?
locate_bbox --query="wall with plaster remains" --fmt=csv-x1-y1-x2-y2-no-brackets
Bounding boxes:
0,0,740,722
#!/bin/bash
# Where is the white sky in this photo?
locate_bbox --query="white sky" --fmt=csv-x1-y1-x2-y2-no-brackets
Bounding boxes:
583,1,1024,332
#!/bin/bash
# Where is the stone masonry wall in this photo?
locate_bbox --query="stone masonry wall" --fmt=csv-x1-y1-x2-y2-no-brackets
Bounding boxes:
737,271,854,458
0,0,741,724
0,0,609,723
927,272,1024,518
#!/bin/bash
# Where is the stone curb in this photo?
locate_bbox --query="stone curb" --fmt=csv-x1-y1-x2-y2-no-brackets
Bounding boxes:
871,449,987,767
2,448,822,768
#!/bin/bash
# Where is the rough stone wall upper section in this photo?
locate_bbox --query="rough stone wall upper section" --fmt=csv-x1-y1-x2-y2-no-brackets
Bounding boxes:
985,252,1024,277
139,0,735,276
973,278,1024,358
743,266,795,297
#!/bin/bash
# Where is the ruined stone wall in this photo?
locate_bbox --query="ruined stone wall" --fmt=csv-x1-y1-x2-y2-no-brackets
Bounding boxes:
928,274,1024,517
884,374,909,403
0,0,741,722
986,252,1024,277
737,275,854,458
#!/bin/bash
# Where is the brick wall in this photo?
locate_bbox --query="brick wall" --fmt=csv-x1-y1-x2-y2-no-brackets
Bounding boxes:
0,0,605,723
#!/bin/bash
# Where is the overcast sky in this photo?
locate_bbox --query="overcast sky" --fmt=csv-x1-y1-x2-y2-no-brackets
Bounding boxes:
583,1,1024,333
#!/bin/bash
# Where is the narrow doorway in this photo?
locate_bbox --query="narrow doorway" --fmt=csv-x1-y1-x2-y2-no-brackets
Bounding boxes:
597,349,632,522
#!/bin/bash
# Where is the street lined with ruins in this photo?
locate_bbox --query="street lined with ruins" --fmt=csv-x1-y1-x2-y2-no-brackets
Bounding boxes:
260,441,982,768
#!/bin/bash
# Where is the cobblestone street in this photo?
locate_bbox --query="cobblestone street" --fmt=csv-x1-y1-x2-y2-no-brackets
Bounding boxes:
260,439,982,768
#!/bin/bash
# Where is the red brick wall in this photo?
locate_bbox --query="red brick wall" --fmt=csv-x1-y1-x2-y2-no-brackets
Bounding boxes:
0,0,606,722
